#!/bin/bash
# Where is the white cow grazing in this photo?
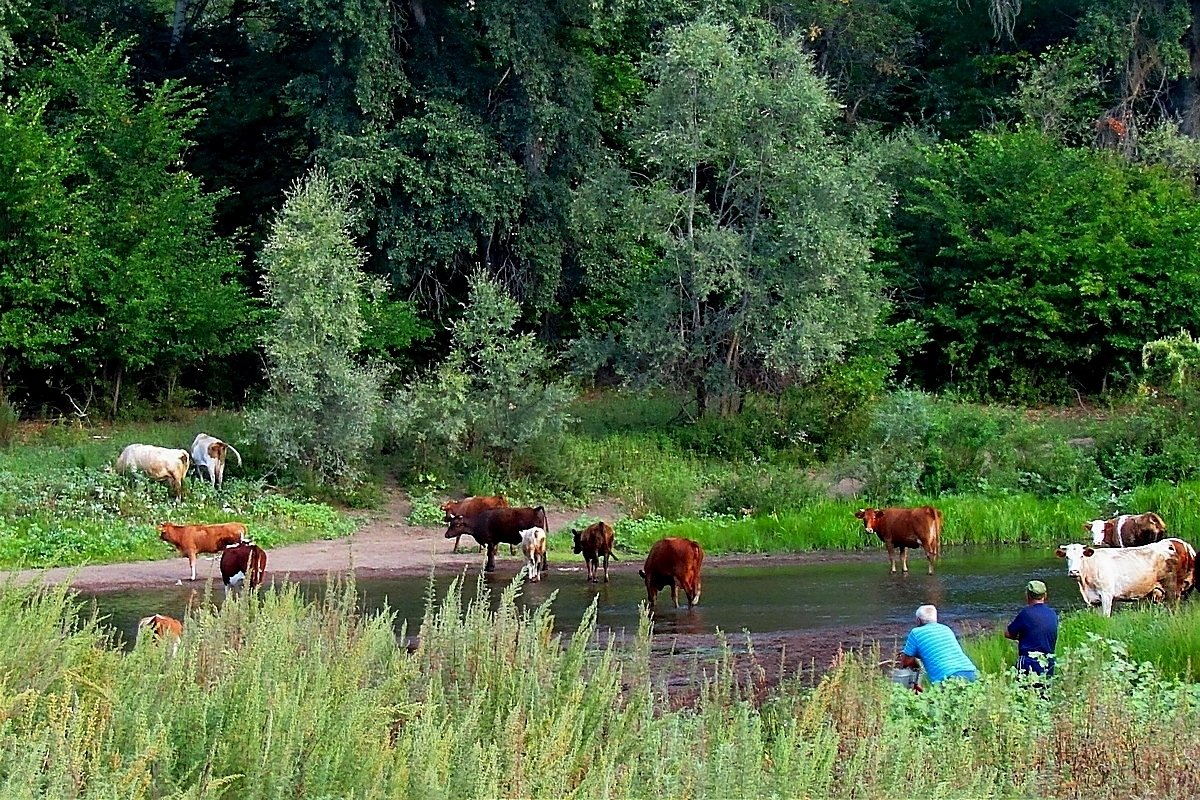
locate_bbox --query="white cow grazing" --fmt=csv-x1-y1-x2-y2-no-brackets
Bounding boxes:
1055,541,1185,616
190,433,243,490
115,444,190,501
519,527,548,582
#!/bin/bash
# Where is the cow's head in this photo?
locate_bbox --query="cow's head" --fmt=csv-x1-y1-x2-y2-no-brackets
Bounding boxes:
1083,519,1110,546
443,515,468,539
571,528,584,554
440,500,458,522
855,508,882,532
157,523,176,543
1055,543,1095,577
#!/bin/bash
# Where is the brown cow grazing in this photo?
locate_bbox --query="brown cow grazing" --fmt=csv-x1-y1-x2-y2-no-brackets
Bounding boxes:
444,506,549,573
220,541,268,595
855,506,941,574
441,495,510,552
158,521,248,581
137,614,183,654
639,537,704,610
572,521,616,583
1085,512,1167,548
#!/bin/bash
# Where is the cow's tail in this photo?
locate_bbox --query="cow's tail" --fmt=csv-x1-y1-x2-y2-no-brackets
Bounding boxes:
226,444,243,467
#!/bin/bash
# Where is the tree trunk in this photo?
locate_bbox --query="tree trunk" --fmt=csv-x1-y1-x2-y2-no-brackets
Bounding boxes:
111,366,122,420
169,0,190,57
1182,0,1200,137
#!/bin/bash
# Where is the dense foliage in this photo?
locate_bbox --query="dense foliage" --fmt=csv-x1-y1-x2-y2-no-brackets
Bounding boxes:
6,1,1200,477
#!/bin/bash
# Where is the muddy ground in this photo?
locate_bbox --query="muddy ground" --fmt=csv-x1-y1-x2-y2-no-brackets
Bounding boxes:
17,492,915,692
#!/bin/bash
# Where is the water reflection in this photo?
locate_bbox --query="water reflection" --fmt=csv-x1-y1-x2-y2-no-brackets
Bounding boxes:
83,545,1074,649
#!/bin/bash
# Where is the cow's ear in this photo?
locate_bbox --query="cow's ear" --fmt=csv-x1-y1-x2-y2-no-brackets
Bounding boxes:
854,509,865,519
1081,523,1090,532
1055,547,1066,558
1083,547,1095,557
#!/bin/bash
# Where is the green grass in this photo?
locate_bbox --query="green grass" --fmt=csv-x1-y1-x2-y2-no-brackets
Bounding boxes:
0,576,1197,798
968,601,1200,682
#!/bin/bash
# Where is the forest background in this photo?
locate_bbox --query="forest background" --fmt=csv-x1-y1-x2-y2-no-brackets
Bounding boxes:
7,0,1200,533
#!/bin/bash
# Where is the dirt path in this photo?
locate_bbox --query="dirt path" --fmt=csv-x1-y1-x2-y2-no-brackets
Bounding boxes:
16,491,637,593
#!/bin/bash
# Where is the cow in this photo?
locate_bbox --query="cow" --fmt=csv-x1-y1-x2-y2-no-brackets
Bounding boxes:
1162,537,1197,599
639,537,704,610
1055,539,1192,616
444,506,549,573
137,613,183,654
190,433,243,490
158,521,248,581
519,527,548,582
115,444,190,502
220,541,268,595
1084,512,1167,548
572,521,616,583
855,506,941,574
441,495,510,553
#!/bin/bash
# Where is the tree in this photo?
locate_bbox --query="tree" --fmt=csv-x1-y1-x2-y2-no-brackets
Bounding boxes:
0,37,253,413
572,18,886,415
390,272,575,470
248,169,384,485
887,127,1200,400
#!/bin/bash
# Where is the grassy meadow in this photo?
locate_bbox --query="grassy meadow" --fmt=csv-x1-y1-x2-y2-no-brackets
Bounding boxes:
0,576,1196,799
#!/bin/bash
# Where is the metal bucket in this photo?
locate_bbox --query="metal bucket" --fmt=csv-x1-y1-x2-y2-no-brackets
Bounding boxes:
889,667,919,689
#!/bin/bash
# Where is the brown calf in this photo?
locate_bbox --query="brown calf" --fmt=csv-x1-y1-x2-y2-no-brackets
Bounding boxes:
572,521,616,583
442,495,510,552
220,541,268,595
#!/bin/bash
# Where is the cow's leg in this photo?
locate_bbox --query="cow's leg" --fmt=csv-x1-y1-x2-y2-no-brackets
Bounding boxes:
602,553,609,583
453,534,462,553
188,554,197,581
484,543,498,572
1100,594,1113,617
925,546,936,575
885,543,897,573
670,582,679,608
214,461,224,490
900,547,910,573
168,475,183,502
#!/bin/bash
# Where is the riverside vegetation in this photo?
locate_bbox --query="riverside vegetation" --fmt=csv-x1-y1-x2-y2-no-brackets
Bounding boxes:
0,575,1197,799
4,391,1200,797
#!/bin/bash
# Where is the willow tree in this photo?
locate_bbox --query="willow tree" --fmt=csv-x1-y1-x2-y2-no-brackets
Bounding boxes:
249,169,383,485
573,18,886,415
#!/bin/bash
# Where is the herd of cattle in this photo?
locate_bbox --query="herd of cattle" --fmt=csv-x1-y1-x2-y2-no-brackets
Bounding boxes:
856,505,1198,617
118,435,1199,645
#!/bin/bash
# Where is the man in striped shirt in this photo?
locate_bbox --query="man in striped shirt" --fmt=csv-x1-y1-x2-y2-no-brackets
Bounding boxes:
897,604,978,684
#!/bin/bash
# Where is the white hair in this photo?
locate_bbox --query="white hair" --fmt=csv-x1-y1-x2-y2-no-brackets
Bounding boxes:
915,604,938,625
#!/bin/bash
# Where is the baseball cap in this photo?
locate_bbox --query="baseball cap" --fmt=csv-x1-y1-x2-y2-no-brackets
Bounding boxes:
1025,580,1047,597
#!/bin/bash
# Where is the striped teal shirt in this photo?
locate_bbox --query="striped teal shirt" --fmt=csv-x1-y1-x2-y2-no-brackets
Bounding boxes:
903,622,977,683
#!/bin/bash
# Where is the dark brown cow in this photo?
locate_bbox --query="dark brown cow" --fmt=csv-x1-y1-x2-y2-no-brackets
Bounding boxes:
444,506,548,573
639,537,704,609
855,506,941,574
220,541,267,595
1085,513,1167,548
572,521,616,583
441,495,510,552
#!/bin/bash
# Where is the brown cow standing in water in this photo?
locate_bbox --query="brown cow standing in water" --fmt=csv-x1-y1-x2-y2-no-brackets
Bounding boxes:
639,537,704,609
572,521,616,583
855,506,941,574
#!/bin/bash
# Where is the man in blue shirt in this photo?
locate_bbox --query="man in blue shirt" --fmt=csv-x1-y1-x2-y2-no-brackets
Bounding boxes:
1005,579,1058,676
898,604,978,684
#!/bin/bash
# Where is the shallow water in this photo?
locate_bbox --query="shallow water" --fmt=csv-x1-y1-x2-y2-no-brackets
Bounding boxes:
86,545,1075,648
